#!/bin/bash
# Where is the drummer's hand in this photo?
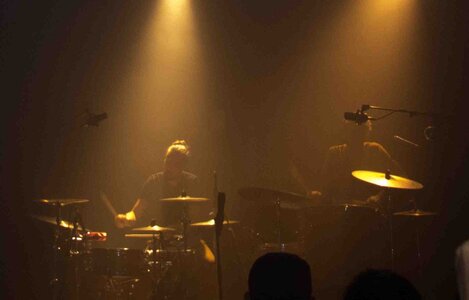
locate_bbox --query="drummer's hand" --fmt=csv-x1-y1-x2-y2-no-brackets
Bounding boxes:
114,211,136,228
366,194,382,204
366,194,386,216
308,190,322,198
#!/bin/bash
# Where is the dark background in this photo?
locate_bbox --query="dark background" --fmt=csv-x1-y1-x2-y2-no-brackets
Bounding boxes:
1,0,468,298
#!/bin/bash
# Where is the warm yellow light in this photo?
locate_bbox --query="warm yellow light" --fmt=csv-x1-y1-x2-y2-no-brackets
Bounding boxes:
367,0,415,15
163,0,189,18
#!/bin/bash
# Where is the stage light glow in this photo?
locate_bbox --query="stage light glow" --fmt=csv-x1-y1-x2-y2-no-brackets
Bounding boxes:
110,0,207,171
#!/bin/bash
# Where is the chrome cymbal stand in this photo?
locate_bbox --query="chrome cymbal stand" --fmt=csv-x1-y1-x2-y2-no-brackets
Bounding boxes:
50,202,63,300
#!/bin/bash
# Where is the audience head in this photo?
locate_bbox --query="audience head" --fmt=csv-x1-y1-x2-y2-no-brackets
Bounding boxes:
245,252,314,300
343,269,421,300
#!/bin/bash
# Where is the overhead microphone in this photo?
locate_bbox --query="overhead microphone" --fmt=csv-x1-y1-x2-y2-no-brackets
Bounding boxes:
82,110,108,127
344,110,374,125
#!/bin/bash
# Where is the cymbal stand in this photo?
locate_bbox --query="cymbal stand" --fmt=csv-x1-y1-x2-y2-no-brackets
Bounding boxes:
179,199,190,299
70,207,86,299
215,192,226,300
181,203,190,252
387,191,395,271
378,170,396,270
50,202,63,300
409,200,424,281
275,197,283,251
149,223,164,300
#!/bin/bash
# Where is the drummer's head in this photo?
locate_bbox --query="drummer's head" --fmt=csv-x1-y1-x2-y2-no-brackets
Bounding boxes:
342,120,372,147
164,140,190,177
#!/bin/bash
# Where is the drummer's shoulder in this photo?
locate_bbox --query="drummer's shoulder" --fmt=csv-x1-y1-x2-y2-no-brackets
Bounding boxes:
145,172,165,182
328,143,347,152
363,141,387,152
182,171,198,181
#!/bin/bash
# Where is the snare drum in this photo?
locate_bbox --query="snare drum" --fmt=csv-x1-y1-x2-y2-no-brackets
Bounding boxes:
85,248,145,277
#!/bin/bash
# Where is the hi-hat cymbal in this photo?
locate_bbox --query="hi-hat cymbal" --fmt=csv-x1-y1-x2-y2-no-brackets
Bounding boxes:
190,219,239,227
131,225,176,232
352,170,423,190
30,215,86,230
238,187,313,209
159,196,209,203
35,198,90,206
393,209,437,217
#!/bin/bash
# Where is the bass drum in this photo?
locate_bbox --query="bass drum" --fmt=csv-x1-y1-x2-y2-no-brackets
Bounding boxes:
301,203,387,298
83,248,146,278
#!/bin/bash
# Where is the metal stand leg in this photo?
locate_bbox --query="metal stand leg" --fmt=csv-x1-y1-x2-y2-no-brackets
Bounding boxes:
387,192,395,271
275,197,282,251
51,203,62,300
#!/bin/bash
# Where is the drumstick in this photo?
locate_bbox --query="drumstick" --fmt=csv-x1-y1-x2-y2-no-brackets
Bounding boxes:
100,191,117,217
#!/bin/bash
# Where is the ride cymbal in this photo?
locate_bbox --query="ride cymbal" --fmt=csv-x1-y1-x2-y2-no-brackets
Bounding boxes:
352,170,423,190
393,209,437,217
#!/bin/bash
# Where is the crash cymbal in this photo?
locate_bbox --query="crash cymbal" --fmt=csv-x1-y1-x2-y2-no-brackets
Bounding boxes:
35,198,89,206
352,170,423,190
31,215,86,230
131,225,176,232
393,209,437,217
159,196,209,203
238,187,313,209
190,219,239,227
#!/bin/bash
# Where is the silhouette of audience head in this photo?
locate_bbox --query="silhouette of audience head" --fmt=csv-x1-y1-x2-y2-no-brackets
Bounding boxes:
245,252,314,300
343,269,421,300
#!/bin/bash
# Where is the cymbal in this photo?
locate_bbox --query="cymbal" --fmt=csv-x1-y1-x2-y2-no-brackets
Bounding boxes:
125,233,162,239
159,196,209,203
352,170,423,190
31,215,86,230
35,198,90,206
131,225,176,232
238,187,312,209
393,209,437,217
190,219,239,227
342,201,380,211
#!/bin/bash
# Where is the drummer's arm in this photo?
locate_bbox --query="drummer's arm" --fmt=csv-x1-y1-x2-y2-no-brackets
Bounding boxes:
114,198,148,228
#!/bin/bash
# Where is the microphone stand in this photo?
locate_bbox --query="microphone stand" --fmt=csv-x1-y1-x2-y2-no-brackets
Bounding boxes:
361,105,438,118
215,192,226,300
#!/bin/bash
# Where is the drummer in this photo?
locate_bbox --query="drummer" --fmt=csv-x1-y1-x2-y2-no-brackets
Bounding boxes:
114,140,201,228
310,120,403,206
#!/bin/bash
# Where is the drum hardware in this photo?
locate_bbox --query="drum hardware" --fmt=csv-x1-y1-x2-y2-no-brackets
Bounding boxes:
239,187,312,251
352,169,424,270
190,218,239,227
394,201,437,280
35,198,90,206
159,193,210,250
30,214,86,231
34,198,90,299
132,225,177,232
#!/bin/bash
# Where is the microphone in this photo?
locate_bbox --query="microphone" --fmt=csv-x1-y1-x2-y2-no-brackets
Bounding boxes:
344,110,374,125
82,110,108,127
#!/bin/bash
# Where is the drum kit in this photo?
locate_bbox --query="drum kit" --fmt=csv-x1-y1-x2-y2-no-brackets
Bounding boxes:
31,169,436,299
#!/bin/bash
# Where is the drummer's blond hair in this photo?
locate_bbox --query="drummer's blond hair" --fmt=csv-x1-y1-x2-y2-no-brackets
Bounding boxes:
165,140,190,159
